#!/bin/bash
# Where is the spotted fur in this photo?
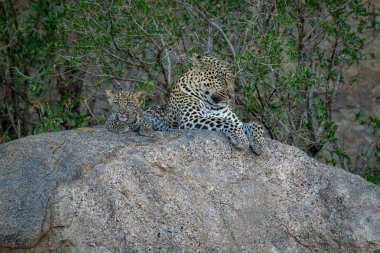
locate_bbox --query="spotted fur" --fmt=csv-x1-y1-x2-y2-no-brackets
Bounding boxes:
105,90,173,136
155,54,265,153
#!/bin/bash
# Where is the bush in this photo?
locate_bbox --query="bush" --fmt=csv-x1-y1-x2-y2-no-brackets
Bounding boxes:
0,0,90,142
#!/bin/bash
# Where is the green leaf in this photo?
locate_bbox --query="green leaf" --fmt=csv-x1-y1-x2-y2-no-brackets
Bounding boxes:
355,111,364,121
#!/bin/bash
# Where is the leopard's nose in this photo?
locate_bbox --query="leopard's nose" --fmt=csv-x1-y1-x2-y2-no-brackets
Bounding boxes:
211,91,230,103
211,94,222,103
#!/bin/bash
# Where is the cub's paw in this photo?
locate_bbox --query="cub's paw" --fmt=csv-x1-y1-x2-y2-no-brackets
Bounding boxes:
106,120,130,134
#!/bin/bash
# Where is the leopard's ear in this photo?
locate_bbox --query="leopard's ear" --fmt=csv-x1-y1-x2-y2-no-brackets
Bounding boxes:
105,89,116,104
192,53,203,68
132,91,146,106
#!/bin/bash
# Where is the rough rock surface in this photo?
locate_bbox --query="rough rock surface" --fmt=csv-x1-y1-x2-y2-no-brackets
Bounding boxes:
0,127,379,253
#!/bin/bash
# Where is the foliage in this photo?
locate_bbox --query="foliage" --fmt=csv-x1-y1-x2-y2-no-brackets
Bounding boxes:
354,108,380,185
1,0,379,184
0,0,90,142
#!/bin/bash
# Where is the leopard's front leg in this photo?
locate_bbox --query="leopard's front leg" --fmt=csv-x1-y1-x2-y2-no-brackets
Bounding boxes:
242,122,265,155
137,117,156,137
106,116,130,134
179,116,249,149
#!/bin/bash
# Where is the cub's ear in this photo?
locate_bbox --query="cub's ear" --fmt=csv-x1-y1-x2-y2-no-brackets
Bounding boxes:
132,91,146,106
192,53,203,68
105,89,116,104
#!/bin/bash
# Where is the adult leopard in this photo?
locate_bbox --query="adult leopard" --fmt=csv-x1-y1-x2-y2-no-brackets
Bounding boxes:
151,54,265,154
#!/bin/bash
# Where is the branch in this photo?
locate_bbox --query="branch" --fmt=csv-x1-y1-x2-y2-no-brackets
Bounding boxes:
206,23,213,54
181,0,237,58
210,21,236,58
358,133,380,175
154,20,172,87
155,46,169,87
326,38,338,120
108,13,128,53
84,98,99,124
5,100,20,139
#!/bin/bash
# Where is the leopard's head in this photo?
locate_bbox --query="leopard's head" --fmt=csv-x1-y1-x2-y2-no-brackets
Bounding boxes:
191,54,236,107
192,54,236,88
106,90,145,123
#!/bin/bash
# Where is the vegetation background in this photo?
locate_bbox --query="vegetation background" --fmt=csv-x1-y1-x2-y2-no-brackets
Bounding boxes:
1,0,379,184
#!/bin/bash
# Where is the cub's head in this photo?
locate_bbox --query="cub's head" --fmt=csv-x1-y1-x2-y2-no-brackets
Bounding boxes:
106,90,145,123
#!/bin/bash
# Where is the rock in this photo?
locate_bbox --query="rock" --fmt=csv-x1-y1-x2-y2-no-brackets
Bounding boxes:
0,127,379,253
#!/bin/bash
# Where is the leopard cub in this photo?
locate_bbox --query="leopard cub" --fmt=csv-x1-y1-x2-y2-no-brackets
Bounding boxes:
105,90,152,136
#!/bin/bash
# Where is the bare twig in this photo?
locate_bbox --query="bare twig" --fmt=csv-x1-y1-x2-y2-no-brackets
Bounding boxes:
206,23,213,54
5,102,19,139
108,13,128,53
210,21,236,58
358,133,380,175
102,49,140,67
84,98,99,124
154,20,173,87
